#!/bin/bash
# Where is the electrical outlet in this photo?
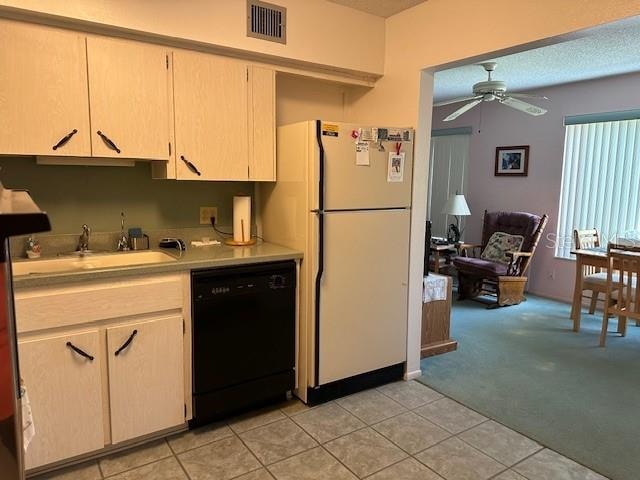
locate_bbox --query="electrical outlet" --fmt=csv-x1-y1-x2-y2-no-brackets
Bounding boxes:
199,206,218,225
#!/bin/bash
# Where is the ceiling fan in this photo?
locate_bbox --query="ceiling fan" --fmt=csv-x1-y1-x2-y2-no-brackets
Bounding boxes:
435,62,549,122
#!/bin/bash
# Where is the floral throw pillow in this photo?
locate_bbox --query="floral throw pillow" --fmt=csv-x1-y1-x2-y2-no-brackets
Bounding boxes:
481,232,525,265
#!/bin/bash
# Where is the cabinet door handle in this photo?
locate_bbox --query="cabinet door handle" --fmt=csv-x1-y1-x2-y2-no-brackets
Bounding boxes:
96,130,121,154
66,341,94,361
180,155,202,176
52,129,78,150
114,329,138,356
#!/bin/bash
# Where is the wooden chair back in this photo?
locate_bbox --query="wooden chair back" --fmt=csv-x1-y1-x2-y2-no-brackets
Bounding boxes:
574,229,600,249
606,242,640,302
601,243,640,346
574,229,600,275
518,214,549,276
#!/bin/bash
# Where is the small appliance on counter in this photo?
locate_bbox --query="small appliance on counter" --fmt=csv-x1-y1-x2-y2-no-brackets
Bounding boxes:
0,183,51,480
159,238,186,251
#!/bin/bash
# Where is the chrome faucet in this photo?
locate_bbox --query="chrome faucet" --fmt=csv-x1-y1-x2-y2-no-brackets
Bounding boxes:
117,211,129,251
77,224,90,252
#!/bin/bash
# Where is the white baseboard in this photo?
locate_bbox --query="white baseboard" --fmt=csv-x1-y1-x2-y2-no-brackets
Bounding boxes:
404,369,422,381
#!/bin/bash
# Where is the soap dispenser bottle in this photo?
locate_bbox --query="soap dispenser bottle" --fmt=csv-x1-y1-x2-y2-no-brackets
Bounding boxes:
26,236,41,259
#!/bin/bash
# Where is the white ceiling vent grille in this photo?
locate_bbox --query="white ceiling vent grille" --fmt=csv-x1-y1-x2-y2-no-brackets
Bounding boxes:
247,0,286,44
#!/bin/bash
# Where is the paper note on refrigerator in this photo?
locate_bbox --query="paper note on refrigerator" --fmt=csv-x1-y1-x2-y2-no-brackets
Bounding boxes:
387,152,404,182
355,141,370,166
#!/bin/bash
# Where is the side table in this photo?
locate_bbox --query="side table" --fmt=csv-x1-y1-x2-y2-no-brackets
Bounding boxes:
430,243,458,274
421,274,457,358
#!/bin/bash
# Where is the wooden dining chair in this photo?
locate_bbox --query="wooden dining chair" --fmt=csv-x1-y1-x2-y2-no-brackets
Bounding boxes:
600,243,640,347
573,229,614,314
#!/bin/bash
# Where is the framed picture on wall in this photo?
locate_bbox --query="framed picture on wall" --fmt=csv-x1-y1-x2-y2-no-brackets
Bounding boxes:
495,145,529,176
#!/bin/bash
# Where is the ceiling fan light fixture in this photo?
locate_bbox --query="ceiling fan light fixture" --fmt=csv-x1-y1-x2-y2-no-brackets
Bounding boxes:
439,62,550,121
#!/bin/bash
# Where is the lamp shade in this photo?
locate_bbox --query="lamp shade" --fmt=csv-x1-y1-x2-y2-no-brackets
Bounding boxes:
442,194,471,216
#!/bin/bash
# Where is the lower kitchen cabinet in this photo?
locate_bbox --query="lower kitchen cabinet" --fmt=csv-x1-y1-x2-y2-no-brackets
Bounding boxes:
14,273,190,470
18,330,104,469
107,315,184,443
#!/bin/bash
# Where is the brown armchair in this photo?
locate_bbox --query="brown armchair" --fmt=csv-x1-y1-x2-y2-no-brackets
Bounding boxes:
453,211,549,307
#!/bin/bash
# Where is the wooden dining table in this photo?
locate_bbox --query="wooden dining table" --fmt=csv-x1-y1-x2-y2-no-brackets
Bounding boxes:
571,248,609,332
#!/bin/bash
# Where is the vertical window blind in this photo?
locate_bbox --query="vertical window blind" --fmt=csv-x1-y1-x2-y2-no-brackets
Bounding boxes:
556,118,640,258
428,132,470,238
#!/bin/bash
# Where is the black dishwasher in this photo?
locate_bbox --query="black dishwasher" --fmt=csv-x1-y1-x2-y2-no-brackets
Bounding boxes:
190,261,296,427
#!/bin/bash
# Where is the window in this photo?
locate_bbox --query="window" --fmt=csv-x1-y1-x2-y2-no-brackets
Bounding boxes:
428,129,470,238
556,115,640,258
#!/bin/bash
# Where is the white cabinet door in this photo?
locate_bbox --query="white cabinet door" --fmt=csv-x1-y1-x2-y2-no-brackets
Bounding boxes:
0,19,91,156
173,50,249,180
86,36,172,160
107,315,184,443
19,330,104,469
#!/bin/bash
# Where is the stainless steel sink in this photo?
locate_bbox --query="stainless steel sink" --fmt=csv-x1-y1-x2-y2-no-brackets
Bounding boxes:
12,250,178,276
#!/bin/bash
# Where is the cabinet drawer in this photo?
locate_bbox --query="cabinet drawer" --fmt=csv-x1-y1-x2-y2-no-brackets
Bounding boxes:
15,274,183,333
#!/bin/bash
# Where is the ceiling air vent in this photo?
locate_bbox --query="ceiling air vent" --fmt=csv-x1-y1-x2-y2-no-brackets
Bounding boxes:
247,0,286,44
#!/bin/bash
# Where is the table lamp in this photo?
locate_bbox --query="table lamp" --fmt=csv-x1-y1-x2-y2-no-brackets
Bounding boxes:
442,193,471,242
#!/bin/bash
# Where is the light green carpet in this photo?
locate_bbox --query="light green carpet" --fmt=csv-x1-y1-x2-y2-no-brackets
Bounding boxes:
418,295,640,480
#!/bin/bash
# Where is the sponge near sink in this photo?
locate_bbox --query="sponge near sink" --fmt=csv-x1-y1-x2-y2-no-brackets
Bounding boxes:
128,227,143,238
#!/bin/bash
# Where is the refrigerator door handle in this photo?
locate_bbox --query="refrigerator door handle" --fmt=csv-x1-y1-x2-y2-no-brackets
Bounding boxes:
314,120,325,387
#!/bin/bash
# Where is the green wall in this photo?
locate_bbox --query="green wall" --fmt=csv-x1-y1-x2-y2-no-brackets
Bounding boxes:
0,158,253,235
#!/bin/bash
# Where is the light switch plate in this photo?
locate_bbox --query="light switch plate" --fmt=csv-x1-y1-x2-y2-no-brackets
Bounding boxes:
199,206,218,225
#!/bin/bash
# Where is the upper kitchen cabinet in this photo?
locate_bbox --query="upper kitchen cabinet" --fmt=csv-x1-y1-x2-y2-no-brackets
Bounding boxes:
86,37,172,160
173,51,249,181
0,20,91,156
248,66,276,181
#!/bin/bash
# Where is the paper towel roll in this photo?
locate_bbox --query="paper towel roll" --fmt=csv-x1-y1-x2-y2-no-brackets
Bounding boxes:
233,195,251,243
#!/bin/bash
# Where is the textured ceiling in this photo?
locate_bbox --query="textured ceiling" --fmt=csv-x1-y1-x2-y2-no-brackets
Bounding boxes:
434,15,640,102
326,0,426,18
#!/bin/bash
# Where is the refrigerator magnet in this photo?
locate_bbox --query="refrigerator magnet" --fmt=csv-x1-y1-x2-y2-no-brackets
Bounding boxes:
387,152,405,182
355,141,370,166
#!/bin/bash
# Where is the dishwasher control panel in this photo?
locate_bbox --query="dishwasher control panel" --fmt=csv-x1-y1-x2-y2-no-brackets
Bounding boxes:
192,261,295,301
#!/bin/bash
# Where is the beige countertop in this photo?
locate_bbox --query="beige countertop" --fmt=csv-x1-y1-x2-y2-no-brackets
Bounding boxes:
12,242,303,288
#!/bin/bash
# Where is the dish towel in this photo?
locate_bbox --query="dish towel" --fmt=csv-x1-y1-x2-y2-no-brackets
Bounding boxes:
21,381,35,451
423,275,447,303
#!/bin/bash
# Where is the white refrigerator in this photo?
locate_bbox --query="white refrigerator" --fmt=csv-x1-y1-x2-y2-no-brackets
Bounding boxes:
260,121,413,403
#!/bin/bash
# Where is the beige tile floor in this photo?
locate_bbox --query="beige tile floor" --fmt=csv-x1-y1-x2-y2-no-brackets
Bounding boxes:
34,381,608,480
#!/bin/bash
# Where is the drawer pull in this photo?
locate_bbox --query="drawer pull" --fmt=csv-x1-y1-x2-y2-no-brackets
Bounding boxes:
97,130,121,154
180,155,202,176
66,342,94,361
114,329,138,356
52,129,78,150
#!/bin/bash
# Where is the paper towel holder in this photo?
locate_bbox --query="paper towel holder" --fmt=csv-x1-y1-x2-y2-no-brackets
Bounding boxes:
224,218,257,246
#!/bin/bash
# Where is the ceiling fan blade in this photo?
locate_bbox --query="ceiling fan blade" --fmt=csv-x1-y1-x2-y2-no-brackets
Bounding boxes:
506,92,549,100
499,97,547,116
443,99,483,122
434,95,482,107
